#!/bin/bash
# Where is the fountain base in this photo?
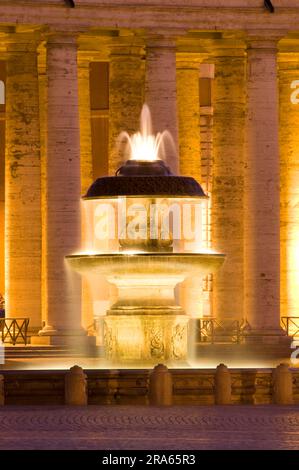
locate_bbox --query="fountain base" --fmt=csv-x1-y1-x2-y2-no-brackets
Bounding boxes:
104,313,188,366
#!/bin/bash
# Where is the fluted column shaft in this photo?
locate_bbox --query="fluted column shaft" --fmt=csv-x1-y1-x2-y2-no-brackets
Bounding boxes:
41,34,84,337
37,43,48,327
176,55,201,181
78,53,93,194
145,36,179,174
176,55,202,317
212,49,246,321
244,37,281,332
5,33,42,330
279,53,299,320
78,52,94,331
109,42,143,175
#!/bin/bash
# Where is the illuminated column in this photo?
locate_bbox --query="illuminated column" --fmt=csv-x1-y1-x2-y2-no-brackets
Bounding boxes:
37,42,48,327
200,63,214,196
145,35,179,174
5,33,42,331
176,54,202,317
78,52,93,194
39,33,85,342
0,63,4,301
212,47,246,322
279,52,299,320
176,54,201,180
109,40,143,174
200,64,214,317
244,35,288,342
78,51,94,331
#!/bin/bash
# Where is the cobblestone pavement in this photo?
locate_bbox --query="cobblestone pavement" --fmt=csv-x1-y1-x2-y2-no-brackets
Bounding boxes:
0,406,299,450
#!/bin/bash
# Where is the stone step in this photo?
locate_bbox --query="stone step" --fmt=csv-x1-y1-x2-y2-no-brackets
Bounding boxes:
5,345,74,350
194,342,292,360
3,345,103,358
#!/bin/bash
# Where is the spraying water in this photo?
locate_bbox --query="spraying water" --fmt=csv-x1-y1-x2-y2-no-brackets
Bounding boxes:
118,104,176,162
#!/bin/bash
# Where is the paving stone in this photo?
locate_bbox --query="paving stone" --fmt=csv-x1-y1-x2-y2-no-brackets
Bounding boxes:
0,405,298,450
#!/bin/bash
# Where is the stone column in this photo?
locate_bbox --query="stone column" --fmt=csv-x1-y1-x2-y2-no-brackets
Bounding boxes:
176,54,203,318
279,52,299,320
109,40,143,175
5,32,42,331
145,35,179,174
212,47,246,322
200,63,214,196
78,52,93,195
244,34,288,345
78,51,94,332
39,33,85,344
176,54,201,180
37,42,48,328
200,64,214,317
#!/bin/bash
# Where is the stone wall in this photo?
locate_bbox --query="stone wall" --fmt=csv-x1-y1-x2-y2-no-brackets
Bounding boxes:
2,368,299,406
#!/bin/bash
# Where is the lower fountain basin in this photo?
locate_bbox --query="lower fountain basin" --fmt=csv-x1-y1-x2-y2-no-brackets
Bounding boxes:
66,252,225,365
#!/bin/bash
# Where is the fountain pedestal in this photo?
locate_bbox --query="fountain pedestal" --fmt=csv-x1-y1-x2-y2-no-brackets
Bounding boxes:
104,273,187,365
104,314,188,365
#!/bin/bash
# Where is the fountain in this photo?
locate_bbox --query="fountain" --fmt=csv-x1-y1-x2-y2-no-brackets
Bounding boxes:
66,105,225,366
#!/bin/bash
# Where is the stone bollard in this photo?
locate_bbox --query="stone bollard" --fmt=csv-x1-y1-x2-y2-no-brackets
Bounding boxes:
149,364,173,406
215,363,231,405
65,365,88,406
272,363,293,405
0,375,4,405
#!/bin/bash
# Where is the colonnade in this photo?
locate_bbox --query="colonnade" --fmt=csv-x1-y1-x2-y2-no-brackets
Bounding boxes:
3,28,293,348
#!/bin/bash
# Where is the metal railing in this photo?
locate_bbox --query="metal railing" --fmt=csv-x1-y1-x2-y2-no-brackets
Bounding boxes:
195,317,251,344
0,318,29,345
281,317,299,338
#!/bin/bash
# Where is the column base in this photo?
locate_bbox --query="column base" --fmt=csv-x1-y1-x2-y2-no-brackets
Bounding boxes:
31,336,96,348
31,326,95,348
27,326,43,336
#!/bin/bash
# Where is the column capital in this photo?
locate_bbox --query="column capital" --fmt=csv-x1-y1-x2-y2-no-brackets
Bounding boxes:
77,54,92,86
77,50,92,69
5,31,42,53
212,45,246,59
278,51,299,71
245,30,285,51
144,31,178,50
109,37,144,58
176,53,202,70
45,31,80,49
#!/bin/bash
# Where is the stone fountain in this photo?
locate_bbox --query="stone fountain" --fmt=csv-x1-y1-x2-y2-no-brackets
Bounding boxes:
66,105,225,366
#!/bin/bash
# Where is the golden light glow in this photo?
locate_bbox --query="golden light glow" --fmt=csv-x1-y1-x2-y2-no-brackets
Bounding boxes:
280,62,299,321
118,104,175,162
127,133,163,161
286,240,299,318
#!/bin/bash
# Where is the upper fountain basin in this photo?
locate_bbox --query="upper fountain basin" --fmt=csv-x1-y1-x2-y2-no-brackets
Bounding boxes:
66,252,225,278
83,159,207,199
